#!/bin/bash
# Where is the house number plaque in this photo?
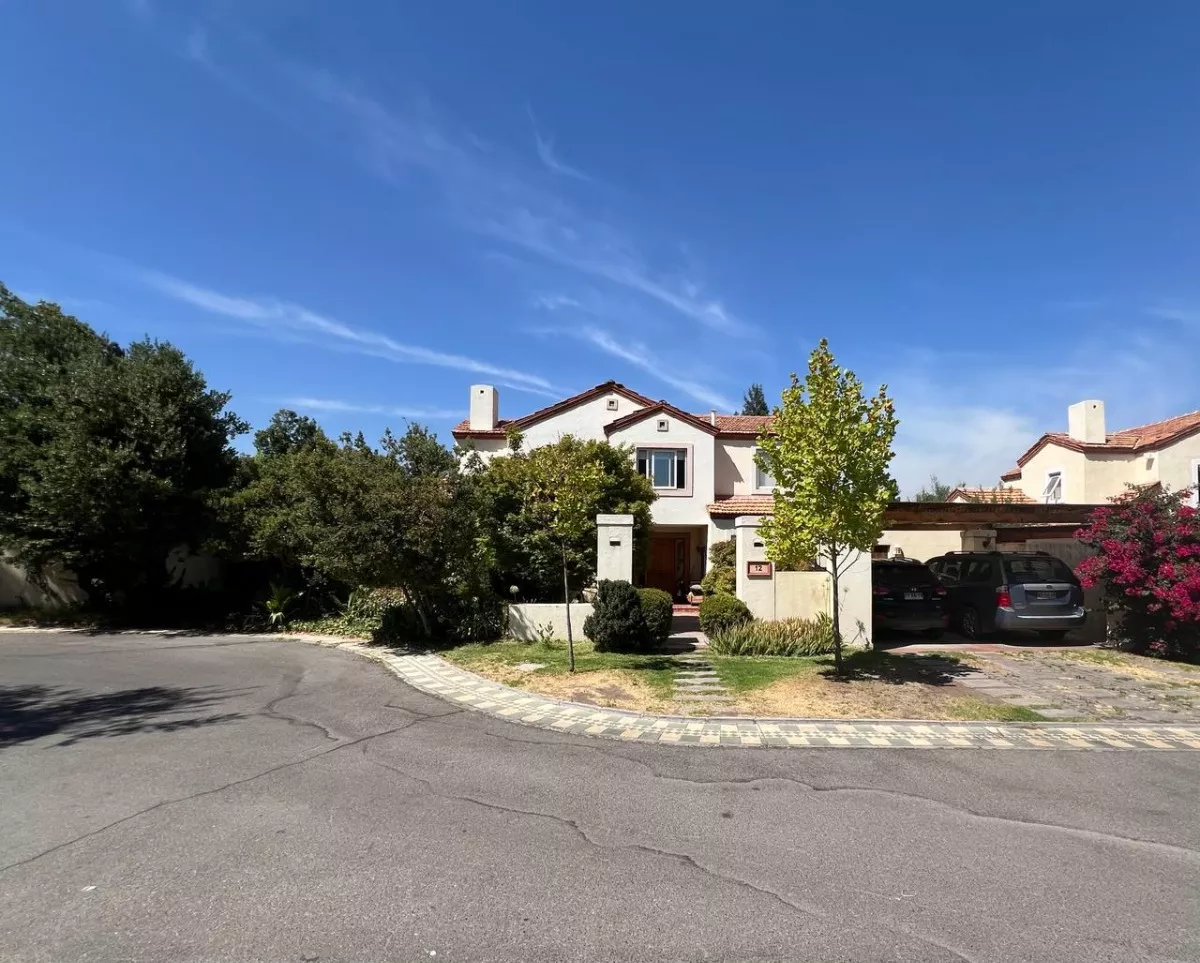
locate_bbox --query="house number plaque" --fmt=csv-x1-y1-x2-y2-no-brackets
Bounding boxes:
746,561,773,579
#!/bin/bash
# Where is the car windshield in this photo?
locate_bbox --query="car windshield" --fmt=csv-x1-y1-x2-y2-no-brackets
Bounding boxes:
874,564,936,588
1003,556,1076,584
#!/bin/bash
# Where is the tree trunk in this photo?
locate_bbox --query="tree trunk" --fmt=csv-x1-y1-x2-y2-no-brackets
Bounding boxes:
562,543,575,673
829,543,843,675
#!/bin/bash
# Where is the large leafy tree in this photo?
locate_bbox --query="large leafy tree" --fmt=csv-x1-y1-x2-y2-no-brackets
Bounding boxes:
237,424,493,639
253,409,326,457
0,286,247,604
741,383,769,416
756,340,899,673
479,436,656,610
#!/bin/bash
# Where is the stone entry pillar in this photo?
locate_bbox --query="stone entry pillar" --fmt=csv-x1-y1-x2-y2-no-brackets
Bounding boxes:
596,514,634,583
734,515,774,620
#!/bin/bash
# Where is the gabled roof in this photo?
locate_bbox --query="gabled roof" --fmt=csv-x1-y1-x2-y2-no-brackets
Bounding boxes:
946,487,1036,505
1000,409,1200,481
604,401,720,436
451,381,657,439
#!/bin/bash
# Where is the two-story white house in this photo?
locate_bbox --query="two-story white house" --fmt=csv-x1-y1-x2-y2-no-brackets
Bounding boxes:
452,382,775,597
999,400,1200,505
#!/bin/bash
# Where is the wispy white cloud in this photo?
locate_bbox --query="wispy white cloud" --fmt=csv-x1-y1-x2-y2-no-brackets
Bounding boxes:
1146,305,1200,324
173,29,750,338
577,327,736,411
526,105,590,182
137,269,557,396
282,397,462,420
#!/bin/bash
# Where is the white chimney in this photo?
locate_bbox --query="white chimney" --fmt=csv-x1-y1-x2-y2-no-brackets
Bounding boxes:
469,384,499,431
1068,400,1105,444
710,410,717,426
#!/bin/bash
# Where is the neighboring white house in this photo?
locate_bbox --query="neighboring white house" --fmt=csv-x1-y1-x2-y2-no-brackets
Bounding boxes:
453,381,775,597
998,400,1200,505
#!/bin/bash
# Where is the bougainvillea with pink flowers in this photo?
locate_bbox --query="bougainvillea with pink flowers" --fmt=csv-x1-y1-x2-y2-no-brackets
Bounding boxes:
1075,485,1200,659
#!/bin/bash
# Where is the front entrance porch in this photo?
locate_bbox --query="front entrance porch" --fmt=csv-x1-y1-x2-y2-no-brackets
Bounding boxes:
644,526,707,600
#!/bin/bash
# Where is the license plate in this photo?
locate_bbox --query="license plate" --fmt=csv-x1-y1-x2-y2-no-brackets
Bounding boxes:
904,591,924,600
1033,591,1057,599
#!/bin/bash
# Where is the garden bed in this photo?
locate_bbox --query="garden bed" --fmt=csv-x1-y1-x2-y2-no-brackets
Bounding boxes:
440,640,1043,721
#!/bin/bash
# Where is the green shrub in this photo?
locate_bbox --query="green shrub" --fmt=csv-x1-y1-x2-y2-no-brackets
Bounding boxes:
584,580,649,653
707,614,835,656
700,565,736,597
709,537,736,568
637,587,674,646
698,594,751,635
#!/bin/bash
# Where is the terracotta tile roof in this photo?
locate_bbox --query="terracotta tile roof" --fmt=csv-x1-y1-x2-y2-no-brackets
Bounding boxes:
451,381,657,439
947,487,1036,505
707,414,773,436
604,401,719,436
707,494,775,517
1007,408,1200,477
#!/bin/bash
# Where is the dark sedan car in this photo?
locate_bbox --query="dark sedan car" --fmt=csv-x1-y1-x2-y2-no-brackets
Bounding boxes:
872,558,947,638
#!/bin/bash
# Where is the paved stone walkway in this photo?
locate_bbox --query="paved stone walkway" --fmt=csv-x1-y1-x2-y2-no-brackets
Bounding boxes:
288,636,1200,751
672,650,733,705
963,650,1200,723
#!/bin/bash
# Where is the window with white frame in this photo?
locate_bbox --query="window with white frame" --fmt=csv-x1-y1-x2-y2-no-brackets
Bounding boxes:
1043,470,1063,504
636,448,686,489
754,449,776,491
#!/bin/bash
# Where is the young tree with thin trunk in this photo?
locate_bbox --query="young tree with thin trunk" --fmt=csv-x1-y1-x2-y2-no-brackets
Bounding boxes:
755,340,899,674
522,443,606,671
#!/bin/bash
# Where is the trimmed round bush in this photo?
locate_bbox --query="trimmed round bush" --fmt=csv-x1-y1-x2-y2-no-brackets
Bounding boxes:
583,580,649,653
698,594,751,635
700,565,736,597
637,587,674,647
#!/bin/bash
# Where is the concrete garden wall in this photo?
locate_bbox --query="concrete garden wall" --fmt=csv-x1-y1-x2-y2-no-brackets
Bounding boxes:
507,603,595,641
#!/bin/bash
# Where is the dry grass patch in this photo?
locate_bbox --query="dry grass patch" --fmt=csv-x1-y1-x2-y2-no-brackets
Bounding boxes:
731,674,1037,721
518,669,674,713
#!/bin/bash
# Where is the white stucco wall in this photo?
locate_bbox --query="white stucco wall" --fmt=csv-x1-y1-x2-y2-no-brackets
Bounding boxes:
876,529,964,563
596,514,634,583
1155,434,1200,501
1012,444,1085,503
608,412,714,527
507,603,595,642
515,391,647,449
774,571,831,620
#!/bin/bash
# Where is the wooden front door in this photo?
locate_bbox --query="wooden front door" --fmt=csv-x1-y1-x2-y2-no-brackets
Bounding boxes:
647,533,689,597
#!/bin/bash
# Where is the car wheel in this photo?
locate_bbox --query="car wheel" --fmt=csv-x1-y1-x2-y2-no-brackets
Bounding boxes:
959,607,981,640
1038,630,1068,642
923,628,945,641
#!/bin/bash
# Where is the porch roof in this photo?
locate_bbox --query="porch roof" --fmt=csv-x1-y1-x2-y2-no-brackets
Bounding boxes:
707,495,1103,528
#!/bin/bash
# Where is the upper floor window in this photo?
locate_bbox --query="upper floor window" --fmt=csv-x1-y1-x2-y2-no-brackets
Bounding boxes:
754,449,776,491
637,448,686,489
1043,470,1063,504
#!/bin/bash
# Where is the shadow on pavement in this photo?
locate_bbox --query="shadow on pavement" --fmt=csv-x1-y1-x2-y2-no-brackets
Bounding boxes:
819,650,983,686
0,684,245,748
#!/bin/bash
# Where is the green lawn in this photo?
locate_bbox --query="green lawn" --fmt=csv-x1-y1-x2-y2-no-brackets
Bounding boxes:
441,639,681,699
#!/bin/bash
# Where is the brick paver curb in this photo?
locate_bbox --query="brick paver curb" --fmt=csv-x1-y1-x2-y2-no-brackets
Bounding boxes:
283,635,1200,751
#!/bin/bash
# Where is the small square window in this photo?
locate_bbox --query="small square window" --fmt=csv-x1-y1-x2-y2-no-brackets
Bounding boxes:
606,398,618,411
656,418,669,432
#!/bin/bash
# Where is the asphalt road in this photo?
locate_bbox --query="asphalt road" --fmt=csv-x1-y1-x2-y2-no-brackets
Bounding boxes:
1,632,1197,963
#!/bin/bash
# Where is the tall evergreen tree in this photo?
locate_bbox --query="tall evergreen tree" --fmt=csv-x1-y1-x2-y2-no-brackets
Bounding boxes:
741,383,769,416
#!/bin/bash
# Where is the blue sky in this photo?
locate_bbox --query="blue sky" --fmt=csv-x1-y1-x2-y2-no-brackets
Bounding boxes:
2,1,1199,495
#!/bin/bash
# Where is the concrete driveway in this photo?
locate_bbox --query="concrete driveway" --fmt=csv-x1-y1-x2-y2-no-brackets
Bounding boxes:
1,631,1198,963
